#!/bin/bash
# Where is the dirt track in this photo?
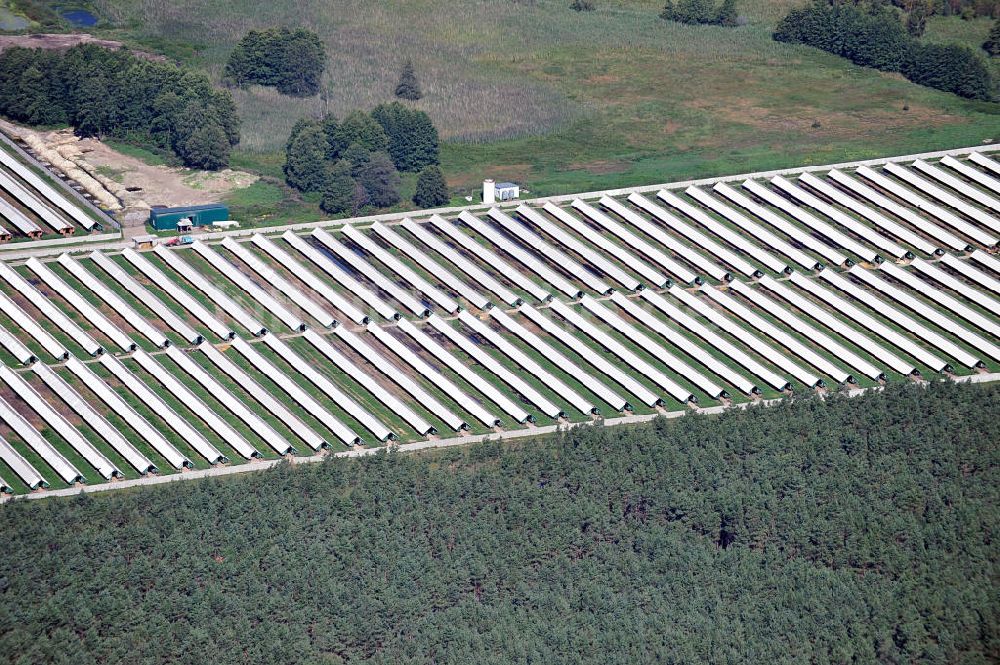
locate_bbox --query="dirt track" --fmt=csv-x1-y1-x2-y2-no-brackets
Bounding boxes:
0,33,165,61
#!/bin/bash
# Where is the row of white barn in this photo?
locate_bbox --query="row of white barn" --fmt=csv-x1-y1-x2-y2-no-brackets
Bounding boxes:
0,152,997,493
0,147,99,241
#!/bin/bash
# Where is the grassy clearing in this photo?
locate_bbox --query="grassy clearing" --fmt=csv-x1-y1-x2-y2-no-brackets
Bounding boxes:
67,0,997,206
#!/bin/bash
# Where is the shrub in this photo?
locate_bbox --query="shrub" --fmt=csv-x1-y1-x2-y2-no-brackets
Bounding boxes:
570,0,595,11
903,42,994,100
661,0,738,25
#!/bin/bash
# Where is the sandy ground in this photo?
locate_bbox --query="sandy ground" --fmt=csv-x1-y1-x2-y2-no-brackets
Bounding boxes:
0,33,165,60
78,138,257,210
0,120,257,225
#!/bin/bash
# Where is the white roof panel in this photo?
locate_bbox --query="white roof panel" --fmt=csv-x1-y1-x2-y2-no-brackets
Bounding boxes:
429,214,551,302
0,433,46,489
749,277,904,378
0,149,95,229
797,172,937,256
99,353,227,464
732,277,885,381
490,306,627,412
0,392,81,484
518,303,660,407
264,332,396,441
396,317,529,423
198,341,328,450
713,181,847,266
341,224,458,313
860,165,996,247
520,204,640,291
64,356,190,469
828,169,967,251
849,265,1000,363
330,326,459,432
771,176,907,259
371,220,491,310
795,271,951,372
459,309,595,414
367,322,499,427
459,210,580,298
569,199,671,287
668,285,819,388
0,290,65,360
282,230,396,321
0,363,118,479
32,362,155,475
229,336,362,446
658,189,788,274
119,248,230,340
192,240,304,332
638,288,789,391
153,245,265,336
133,349,261,459
425,315,562,418
743,179,879,263
595,196,699,284
547,298,694,403
222,236,336,328
0,260,102,356
57,253,169,348
401,218,519,306
629,192,756,277
164,345,294,455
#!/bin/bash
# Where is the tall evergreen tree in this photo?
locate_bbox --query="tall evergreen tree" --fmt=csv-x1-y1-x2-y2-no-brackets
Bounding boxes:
175,121,231,170
283,122,330,192
321,160,359,215
394,59,422,100
907,2,928,37
716,0,738,26
371,102,440,172
412,165,449,208
356,152,401,207
331,110,389,154
984,17,1000,55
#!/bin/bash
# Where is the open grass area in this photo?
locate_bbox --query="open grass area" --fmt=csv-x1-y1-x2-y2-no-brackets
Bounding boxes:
67,0,999,204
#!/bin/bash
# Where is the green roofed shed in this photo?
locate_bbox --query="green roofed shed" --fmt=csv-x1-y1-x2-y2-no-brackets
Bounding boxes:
149,204,229,231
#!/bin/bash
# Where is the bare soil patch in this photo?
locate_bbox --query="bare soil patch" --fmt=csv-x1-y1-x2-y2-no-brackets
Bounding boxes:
0,33,166,61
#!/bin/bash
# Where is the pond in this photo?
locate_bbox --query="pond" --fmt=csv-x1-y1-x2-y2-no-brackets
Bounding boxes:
61,8,98,27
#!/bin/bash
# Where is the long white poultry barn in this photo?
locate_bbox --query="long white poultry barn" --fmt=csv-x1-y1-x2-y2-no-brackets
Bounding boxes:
1,147,999,495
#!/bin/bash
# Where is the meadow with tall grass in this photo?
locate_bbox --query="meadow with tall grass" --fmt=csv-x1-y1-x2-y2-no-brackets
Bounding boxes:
89,0,1000,196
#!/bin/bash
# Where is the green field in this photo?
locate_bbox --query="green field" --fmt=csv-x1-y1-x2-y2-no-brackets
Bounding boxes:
66,0,1000,206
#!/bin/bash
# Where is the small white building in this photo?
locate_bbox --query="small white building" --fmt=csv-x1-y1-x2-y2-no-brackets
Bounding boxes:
483,179,519,204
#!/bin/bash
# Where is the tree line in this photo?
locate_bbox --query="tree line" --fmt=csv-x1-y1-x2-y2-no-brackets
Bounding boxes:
284,102,445,215
0,380,996,663
774,0,994,100
223,28,326,98
0,44,240,169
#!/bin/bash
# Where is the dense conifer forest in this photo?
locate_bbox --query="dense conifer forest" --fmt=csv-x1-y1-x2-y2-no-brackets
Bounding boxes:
0,381,997,664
